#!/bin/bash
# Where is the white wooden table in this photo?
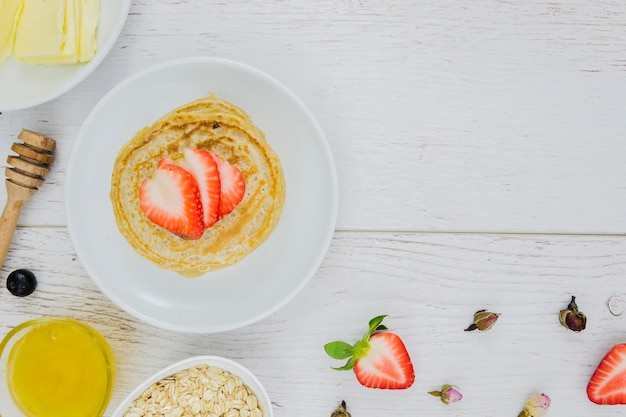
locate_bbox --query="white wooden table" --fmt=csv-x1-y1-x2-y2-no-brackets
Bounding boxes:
1,1,626,416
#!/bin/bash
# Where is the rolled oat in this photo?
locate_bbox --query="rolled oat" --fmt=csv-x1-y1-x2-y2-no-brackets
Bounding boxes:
123,364,264,417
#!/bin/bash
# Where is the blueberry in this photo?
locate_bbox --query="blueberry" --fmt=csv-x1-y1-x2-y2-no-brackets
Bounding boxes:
6,269,37,297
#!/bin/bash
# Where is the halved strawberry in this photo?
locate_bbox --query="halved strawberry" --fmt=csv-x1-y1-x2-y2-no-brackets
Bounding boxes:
324,315,415,389
209,152,246,218
159,149,221,228
587,343,626,405
139,164,205,239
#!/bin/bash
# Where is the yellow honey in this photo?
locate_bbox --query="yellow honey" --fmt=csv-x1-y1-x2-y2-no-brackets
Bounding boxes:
4,318,115,417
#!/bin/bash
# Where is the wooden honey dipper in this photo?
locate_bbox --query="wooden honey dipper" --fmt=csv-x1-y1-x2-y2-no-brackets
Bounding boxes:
0,129,56,269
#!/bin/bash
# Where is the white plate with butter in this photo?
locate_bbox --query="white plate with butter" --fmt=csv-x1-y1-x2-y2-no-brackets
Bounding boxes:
65,57,338,333
0,0,131,112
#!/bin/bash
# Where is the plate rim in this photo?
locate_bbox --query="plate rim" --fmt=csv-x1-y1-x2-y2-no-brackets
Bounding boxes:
65,56,339,333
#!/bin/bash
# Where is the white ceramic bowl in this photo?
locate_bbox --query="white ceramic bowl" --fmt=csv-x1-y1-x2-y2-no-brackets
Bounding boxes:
111,356,273,417
0,0,132,112
65,57,338,333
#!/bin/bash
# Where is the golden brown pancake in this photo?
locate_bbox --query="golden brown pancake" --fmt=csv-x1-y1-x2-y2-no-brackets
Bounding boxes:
110,94,285,277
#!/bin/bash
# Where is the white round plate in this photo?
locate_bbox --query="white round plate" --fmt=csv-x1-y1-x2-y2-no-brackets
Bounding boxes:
65,57,338,333
110,356,273,417
0,0,131,112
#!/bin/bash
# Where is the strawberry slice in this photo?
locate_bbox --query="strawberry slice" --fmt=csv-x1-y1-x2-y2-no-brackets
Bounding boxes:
353,332,415,389
209,152,246,218
159,149,221,228
587,344,626,405
139,164,205,240
324,315,415,389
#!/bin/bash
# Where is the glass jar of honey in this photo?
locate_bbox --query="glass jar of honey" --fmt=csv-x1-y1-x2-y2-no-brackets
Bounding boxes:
0,317,116,417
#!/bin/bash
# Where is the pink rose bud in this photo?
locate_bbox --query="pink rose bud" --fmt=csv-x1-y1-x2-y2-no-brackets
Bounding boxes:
465,309,500,331
428,384,463,405
519,393,551,417
559,296,586,332
442,385,463,404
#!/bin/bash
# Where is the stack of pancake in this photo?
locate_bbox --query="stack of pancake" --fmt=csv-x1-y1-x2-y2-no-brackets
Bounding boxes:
110,94,286,277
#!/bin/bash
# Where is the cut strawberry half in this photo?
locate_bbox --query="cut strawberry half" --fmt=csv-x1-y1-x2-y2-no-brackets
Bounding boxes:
159,149,221,228
324,315,415,390
209,152,246,218
587,343,626,405
139,164,205,240
354,332,415,389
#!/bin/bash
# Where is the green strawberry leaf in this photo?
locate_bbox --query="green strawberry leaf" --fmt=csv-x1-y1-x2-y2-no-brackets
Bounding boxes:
324,341,353,359
331,356,357,371
367,315,388,335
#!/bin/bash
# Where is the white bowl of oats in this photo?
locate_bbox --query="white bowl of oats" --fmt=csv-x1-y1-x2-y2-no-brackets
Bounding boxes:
111,356,272,417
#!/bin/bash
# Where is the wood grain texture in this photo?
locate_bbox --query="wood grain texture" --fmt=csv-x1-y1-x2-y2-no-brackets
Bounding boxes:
1,0,625,233
1,229,626,416
1,1,626,417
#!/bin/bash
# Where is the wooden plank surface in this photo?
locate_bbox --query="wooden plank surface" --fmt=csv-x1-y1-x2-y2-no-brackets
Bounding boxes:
1,1,626,417
1,0,625,233
2,229,626,416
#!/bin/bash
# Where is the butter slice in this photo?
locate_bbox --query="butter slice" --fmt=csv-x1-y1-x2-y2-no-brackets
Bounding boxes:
78,0,99,62
12,0,99,65
13,0,71,63
0,0,24,65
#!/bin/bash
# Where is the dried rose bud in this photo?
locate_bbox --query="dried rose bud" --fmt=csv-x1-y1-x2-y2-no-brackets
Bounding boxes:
518,393,551,417
331,400,351,417
464,309,500,331
559,295,586,332
428,384,463,405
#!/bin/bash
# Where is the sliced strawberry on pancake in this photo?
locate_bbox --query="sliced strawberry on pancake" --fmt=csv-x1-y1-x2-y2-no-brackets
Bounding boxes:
209,152,246,218
159,148,221,228
139,163,205,239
